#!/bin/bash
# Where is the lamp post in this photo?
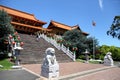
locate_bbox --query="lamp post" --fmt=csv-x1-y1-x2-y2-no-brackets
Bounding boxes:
8,34,23,69
12,42,23,69
72,47,78,61
83,49,90,63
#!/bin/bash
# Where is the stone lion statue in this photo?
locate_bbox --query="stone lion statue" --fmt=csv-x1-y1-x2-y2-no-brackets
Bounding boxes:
104,52,114,66
43,47,57,66
41,48,59,79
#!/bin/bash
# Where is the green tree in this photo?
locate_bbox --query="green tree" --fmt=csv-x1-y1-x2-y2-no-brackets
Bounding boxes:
99,45,120,61
85,37,100,59
63,29,87,58
85,37,99,53
98,45,110,60
0,9,14,52
109,46,120,61
107,16,120,39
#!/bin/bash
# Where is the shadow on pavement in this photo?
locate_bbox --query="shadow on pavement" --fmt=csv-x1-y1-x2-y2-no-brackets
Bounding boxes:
0,69,39,80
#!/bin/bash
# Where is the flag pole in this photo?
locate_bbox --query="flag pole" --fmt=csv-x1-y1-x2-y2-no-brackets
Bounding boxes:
93,36,95,59
92,20,96,60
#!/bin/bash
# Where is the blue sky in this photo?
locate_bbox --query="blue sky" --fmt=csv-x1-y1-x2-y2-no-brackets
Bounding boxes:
1,0,120,47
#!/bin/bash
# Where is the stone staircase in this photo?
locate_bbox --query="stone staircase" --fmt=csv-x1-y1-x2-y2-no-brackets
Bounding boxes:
19,33,72,64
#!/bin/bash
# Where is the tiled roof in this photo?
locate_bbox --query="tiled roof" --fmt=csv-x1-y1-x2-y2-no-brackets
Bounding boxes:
48,20,89,35
11,22,43,30
0,5,46,24
50,20,72,30
11,21,52,32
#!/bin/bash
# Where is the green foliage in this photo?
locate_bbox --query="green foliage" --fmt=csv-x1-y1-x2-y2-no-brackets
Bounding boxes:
0,59,13,70
107,16,120,39
63,29,87,58
63,29,100,59
99,45,110,54
89,60,101,64
0,53,8,59
0,9,15,52
99,45,120,61
85,37,99,53
63,29,87,50
78,55,86,60
0,9,14,38
109,46,120,61
76,59,85,63
76,59,102,64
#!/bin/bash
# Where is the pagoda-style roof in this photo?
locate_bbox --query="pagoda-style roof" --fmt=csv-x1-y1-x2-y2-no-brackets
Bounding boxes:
48,20,72,30
47,20,89,35
0,5,46,24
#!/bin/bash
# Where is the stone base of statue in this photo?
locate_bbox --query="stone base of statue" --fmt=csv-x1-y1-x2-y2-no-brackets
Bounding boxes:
104,52,114,66
11,65,22,69
41,64,59,79
12,46,23,69
36,76,58,80
40,48,59,80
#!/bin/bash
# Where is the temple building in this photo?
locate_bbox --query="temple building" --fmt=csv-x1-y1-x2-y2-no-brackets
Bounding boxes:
47,20,89,36
0,5,48,34
0,5,88,36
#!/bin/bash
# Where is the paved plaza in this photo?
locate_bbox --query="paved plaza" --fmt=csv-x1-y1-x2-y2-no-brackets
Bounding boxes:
0,62,120,80
23,62,120,80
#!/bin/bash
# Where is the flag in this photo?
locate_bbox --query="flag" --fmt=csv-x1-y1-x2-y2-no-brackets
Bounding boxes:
92,20,96,26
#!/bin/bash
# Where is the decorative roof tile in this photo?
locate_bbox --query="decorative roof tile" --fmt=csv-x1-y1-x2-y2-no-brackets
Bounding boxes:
0,5,46,24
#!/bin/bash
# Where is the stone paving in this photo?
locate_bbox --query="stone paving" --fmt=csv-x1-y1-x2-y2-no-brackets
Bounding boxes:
22,62,120,80
0,62,120,80
74,67,120,80
22,62,105,77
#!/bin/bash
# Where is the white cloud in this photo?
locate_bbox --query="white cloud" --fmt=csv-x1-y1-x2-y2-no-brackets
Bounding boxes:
98,0,103,10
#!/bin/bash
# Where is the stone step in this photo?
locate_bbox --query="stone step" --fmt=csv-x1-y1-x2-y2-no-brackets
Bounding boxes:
18,33,73,64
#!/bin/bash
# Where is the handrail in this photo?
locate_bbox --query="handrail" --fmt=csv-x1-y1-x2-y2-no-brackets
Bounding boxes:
39,34,76,61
